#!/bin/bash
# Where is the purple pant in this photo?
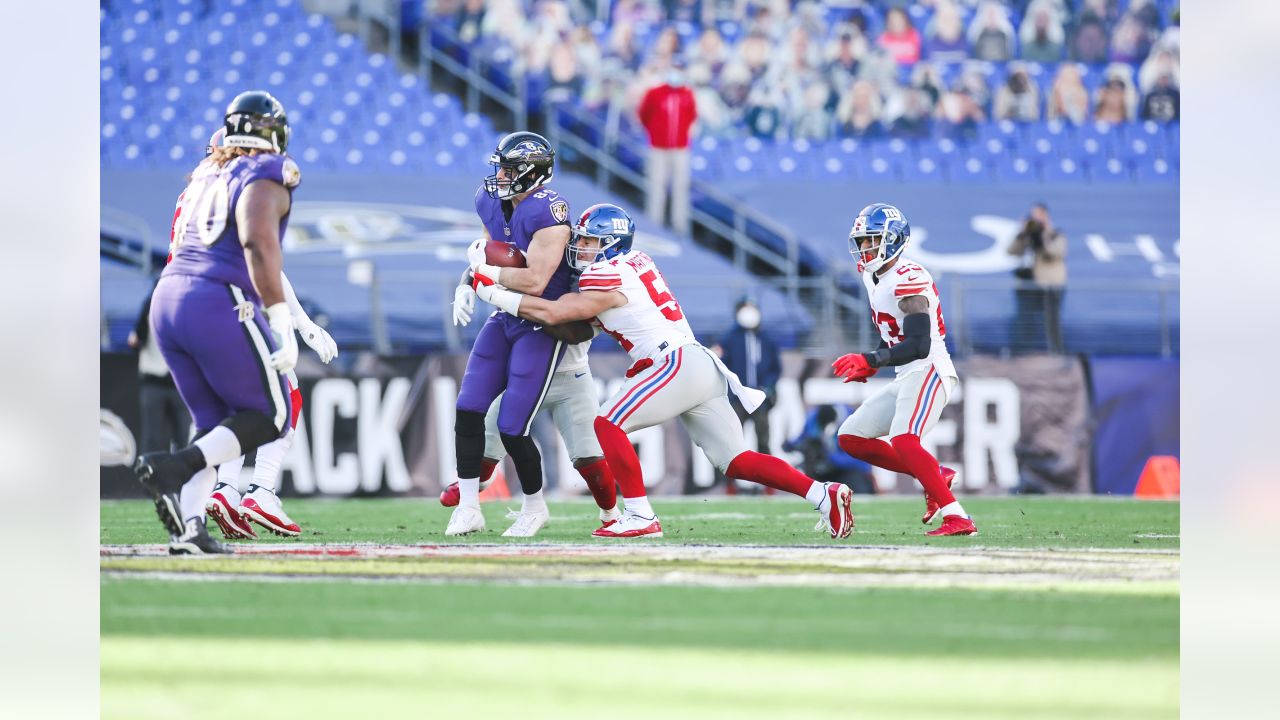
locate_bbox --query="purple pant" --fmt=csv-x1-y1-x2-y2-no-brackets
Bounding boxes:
150,274,292,435
457,312,565,436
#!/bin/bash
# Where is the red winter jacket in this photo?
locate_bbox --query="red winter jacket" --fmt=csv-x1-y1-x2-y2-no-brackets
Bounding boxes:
637,84,698,149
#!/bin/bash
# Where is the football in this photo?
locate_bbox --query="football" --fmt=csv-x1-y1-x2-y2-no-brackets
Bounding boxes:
485,240,527,268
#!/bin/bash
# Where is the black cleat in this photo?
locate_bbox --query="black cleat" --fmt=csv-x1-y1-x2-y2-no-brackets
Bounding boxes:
134,452,192,537
169,518,233,555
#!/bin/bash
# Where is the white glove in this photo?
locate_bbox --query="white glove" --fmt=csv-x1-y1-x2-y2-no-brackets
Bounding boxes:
476,283,523,317
264,303,298,372
453,283,477,326
465,237,487,268
297,319,338,363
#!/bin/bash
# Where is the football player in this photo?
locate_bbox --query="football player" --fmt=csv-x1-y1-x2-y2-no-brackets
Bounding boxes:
473,204,854,539
832,203,977,537
166,126,338,541
446,132,595,538
133,91,303,554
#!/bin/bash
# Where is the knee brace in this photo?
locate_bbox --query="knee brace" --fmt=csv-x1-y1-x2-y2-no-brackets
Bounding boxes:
500,432,544,495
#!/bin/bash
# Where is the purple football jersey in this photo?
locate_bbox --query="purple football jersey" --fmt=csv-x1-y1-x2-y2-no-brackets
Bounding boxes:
164,153,302,303
473,184,574,300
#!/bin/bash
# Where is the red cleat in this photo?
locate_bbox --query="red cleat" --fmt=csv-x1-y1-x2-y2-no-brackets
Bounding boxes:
592,512,663,538
925,514,978,537
439,482,460,507
819,482,855,539
922,466,957,525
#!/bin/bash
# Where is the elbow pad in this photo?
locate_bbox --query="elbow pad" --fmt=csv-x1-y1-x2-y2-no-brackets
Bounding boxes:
868,313,932,367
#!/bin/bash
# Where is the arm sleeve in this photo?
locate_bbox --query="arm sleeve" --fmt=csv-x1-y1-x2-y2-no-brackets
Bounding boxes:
866,313,932,368
280,272,310,325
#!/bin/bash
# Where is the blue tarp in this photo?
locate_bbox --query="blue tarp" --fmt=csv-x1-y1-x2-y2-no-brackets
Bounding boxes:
1088,356,1180,495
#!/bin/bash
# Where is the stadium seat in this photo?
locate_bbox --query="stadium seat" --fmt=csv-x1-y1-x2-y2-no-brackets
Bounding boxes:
1091,158,1133,183
901,157,946,183
1133,157,1177,184
952,156,991,182
992,156,1038,183
1042,157,1085,182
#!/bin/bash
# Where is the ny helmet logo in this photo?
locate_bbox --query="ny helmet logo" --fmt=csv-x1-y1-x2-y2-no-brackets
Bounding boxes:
611,218,629,232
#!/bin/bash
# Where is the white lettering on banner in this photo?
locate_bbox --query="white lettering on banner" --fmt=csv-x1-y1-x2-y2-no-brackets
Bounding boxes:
961,378,1021,489
310,378,360,494
282,414,315,493
432,376,458,488
358,378,411,492
908,215,1024,273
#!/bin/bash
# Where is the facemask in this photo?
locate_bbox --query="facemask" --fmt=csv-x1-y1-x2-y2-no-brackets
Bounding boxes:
737,306,761,329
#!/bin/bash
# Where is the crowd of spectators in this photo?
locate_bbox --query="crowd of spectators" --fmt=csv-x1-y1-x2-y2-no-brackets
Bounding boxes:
432,0,1180,142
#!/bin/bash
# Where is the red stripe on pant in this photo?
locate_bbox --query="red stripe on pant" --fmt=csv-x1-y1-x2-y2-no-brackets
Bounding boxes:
604,354,673,421
617,349,683,425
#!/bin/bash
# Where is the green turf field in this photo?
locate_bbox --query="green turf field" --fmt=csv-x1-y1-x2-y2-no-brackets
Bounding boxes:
100,496,1179,719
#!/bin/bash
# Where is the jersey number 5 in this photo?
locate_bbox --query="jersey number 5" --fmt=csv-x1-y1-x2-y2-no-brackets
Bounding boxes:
638,269,684,321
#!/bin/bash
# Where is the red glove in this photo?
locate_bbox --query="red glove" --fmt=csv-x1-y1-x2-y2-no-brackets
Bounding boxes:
832,353,877,383
470,266,498,291
624,358,654,378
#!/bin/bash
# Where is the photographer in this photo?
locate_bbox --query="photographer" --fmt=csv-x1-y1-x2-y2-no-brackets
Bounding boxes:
1008,202,1067,353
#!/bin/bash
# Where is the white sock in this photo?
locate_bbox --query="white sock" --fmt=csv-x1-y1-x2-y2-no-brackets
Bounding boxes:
458,477,481,507
623,495,654,518
180,467,217,521
193,426,242,468
217,457,245,493
252,429,293,493
804,481,827,508
521,490,547,514
938,501,967,519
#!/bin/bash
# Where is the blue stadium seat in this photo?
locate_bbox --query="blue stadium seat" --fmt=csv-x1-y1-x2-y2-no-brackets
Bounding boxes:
1133,157,1177,184
1091,158,1133,183
952,156,991,182
901,157,945,183
992,156,1038,183
1042,157,1085,182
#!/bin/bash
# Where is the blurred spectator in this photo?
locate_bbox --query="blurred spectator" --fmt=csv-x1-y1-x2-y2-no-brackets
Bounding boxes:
924,0,969,63
687,62,734,135
650,26,682,69
740,32,773,83
824,30,866,93
878,7,922,64
993,63,1041,122
890,87,934,138
1094,67,1137,123
968,1,1015,62
1138,45,1180,94
718,298,781,457
744,85,785,138
718,61,754,116
835,80,885,138
1109,11,1154,63
935,85,986,138
792,82,835,140
1141,72,1179,122
1019,0,1065,62
1077,0,1120,27
910,62,946,105
608,21,643,70
783,404,874,495
689,27,730,76
664,0,701,24
955,62,993,110
1008,202,1067,354
638,66,697,234
456,0,486,45
1070,8,1109,63
612,0,662,26
481,0,528,50
128,281,191,454
1046,62,1089,125
543,38,583,105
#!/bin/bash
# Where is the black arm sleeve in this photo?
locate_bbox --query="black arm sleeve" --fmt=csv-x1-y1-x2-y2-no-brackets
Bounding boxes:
865,313,931,368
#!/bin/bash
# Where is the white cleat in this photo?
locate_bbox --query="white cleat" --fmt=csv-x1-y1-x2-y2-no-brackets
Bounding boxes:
599,505,622,528
502,507,550,537
592,510,663,538
445,505,486,536
239,484,301,537
815,482,855,539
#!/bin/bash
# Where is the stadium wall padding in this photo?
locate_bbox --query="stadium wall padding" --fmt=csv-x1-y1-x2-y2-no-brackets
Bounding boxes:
102,351,1114,498
1087,356,1180,495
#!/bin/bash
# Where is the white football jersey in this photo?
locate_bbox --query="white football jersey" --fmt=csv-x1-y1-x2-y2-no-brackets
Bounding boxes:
578,250,698,363
860,257,957,379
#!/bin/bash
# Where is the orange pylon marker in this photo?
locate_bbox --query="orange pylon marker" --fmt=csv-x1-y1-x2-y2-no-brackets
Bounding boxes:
1134,455,1180,499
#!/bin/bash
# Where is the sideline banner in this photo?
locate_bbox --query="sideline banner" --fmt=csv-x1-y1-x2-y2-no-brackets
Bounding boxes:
1088,357,1179,495
101,351,1093,498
